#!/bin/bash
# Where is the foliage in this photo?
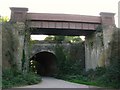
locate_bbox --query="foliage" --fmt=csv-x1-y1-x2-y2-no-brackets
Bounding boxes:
44,35,65,43
99,28,120,88
0,16,9,22
96,25,103,32
56,74,98,86
44,35,82,43
2,69,41,89
45,35,66,43
83,67,106,80
64,36,82,43
55,28,120,89
44,36,54,42
21,49,25,71
30,39,40,44
2,22,19,68
55,67,113,88
54,36,65,43
55,51,120,88
54,45,66,74
54,42,85,76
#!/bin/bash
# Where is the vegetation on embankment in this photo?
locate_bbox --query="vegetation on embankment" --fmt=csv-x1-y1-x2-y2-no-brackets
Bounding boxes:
2,20,41,89
2,69,41,89
54,28,120,89
55,67,120,89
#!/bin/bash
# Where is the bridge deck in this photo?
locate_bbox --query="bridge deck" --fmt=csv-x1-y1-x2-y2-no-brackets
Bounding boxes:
10,7,103,36
27,13,101,35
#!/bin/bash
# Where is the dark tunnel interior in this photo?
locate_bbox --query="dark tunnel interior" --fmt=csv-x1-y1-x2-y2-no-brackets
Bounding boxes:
30,51,57,76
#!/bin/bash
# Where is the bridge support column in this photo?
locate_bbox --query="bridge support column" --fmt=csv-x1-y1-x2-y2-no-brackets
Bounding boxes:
85,12,116,70
10,7,29,71
100,12,116,66
85,31,104,70
15,22,26,71
23,28,31,72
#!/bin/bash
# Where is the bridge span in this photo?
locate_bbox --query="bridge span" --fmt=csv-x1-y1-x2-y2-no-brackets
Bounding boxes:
9,7,116,71
9,7,113,36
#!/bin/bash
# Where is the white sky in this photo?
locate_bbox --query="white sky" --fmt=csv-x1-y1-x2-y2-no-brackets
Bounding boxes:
0,0,119,40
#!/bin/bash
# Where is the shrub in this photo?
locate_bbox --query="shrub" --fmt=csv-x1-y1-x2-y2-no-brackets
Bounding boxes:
2,69,41,89
54,43,85,76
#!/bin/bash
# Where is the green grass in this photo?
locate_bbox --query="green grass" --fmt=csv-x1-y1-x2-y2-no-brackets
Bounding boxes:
55,74,116,89
69,79,98,86
56,75,100,86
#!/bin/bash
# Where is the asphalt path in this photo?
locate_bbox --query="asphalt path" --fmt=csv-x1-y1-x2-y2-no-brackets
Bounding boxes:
16,77,99,88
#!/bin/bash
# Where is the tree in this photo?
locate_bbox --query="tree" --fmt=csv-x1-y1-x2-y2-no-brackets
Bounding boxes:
64,36,82,43
0,16,9,22
44,36,82,43
44,36,54,41
54,36,65,43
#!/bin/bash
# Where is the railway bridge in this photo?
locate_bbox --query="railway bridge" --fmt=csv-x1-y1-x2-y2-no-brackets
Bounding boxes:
9,7,116,72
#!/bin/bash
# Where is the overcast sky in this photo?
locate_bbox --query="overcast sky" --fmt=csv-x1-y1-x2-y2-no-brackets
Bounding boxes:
0,0,119,40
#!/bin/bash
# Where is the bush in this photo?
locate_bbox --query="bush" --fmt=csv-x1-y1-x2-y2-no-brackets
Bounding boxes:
101,28,120,88
2,69,41,89
54,43,85,76
54,45,67,74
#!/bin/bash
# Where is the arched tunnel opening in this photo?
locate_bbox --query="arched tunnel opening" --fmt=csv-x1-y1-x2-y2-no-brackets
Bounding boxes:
30,51,58,76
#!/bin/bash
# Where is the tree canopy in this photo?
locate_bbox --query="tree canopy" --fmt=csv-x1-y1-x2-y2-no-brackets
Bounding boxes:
44,35,83,43
0,16,9,22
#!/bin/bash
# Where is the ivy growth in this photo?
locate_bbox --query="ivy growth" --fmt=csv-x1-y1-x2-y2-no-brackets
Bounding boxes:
96,25,103,32
21,49,25,71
